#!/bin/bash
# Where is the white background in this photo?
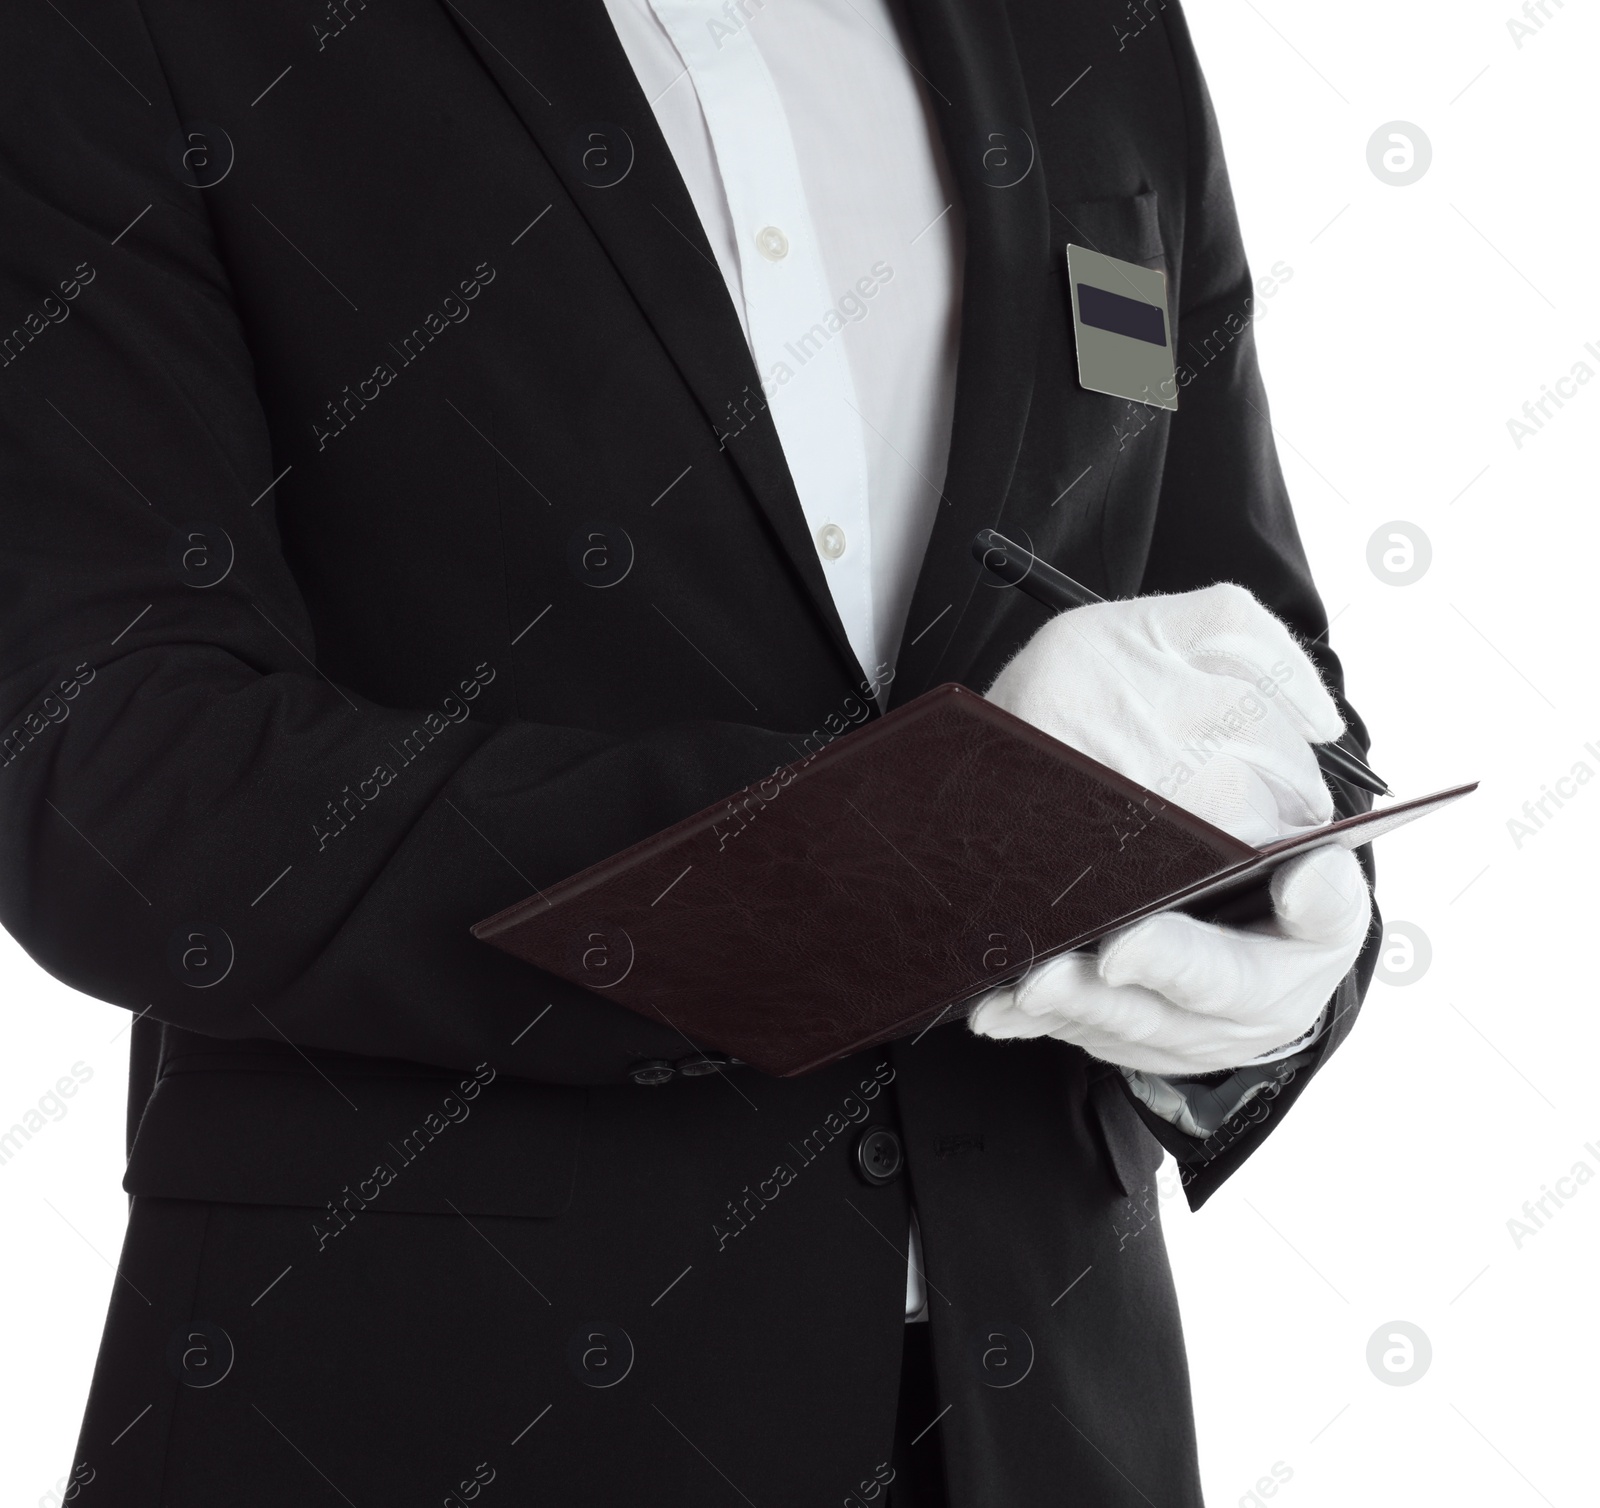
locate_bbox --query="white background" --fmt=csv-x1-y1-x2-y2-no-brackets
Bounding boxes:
3,1,1597,1504
1163,3,1600,1506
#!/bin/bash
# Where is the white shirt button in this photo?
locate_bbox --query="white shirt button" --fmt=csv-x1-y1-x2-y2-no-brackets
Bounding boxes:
755,225,790,261
817,523,846,559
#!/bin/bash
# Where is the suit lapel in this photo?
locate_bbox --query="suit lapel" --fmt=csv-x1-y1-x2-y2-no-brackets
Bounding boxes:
890,0,1050,702
440,0,1052,699
437,0,866,681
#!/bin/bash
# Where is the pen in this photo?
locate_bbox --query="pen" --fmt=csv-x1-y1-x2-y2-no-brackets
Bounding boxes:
971,528,1393,799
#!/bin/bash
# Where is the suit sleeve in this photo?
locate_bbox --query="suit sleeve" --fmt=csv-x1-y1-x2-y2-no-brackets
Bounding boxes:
1135,1,1382,1207
0,2,803,1085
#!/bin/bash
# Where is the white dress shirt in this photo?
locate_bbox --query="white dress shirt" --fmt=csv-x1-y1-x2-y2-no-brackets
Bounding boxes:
602,0,960,1320
602,0,964,680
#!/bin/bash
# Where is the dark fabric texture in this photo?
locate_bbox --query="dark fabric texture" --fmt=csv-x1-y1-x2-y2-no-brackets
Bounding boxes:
0,0,1379,1499
891,1322,950,1506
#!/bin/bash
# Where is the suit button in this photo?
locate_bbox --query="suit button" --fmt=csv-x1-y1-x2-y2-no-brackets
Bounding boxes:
855,1127,903,1186
628,1059,675,1086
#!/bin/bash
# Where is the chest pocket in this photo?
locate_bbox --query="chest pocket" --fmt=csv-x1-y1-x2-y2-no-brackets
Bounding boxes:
1048,189,1166,272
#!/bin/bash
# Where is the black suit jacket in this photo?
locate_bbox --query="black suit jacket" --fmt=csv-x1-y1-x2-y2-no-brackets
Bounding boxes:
0,0,1378,1502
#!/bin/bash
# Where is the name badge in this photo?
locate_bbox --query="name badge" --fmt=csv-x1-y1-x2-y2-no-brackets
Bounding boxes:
1065,244,1178,412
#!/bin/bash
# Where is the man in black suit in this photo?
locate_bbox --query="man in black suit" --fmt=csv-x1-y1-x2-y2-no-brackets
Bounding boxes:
0,0,1377,1502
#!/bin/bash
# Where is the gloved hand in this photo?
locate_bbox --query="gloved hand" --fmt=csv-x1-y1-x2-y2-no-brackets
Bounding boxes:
969,844,1370,1073
972,583,1371,1074
984,581,1342,847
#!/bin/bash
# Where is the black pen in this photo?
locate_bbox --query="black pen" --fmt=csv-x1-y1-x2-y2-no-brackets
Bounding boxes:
971,528,1393,799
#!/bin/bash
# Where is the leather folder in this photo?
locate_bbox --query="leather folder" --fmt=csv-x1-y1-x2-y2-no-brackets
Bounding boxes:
473,684,1474,1077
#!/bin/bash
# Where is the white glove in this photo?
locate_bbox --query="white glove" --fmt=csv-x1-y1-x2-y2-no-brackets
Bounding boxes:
972,583,1371,1074
969,844,1370,1074
984,581,1342,846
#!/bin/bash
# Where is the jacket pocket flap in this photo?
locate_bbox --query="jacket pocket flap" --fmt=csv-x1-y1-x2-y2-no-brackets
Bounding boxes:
1051,190,1164,265
124,1067,582,1218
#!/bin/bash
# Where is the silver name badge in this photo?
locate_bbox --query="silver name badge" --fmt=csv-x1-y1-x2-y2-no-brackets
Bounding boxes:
1065,244,1178,412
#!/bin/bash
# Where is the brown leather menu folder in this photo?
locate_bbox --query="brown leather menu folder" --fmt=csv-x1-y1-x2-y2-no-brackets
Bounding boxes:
473,684,1474,1077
